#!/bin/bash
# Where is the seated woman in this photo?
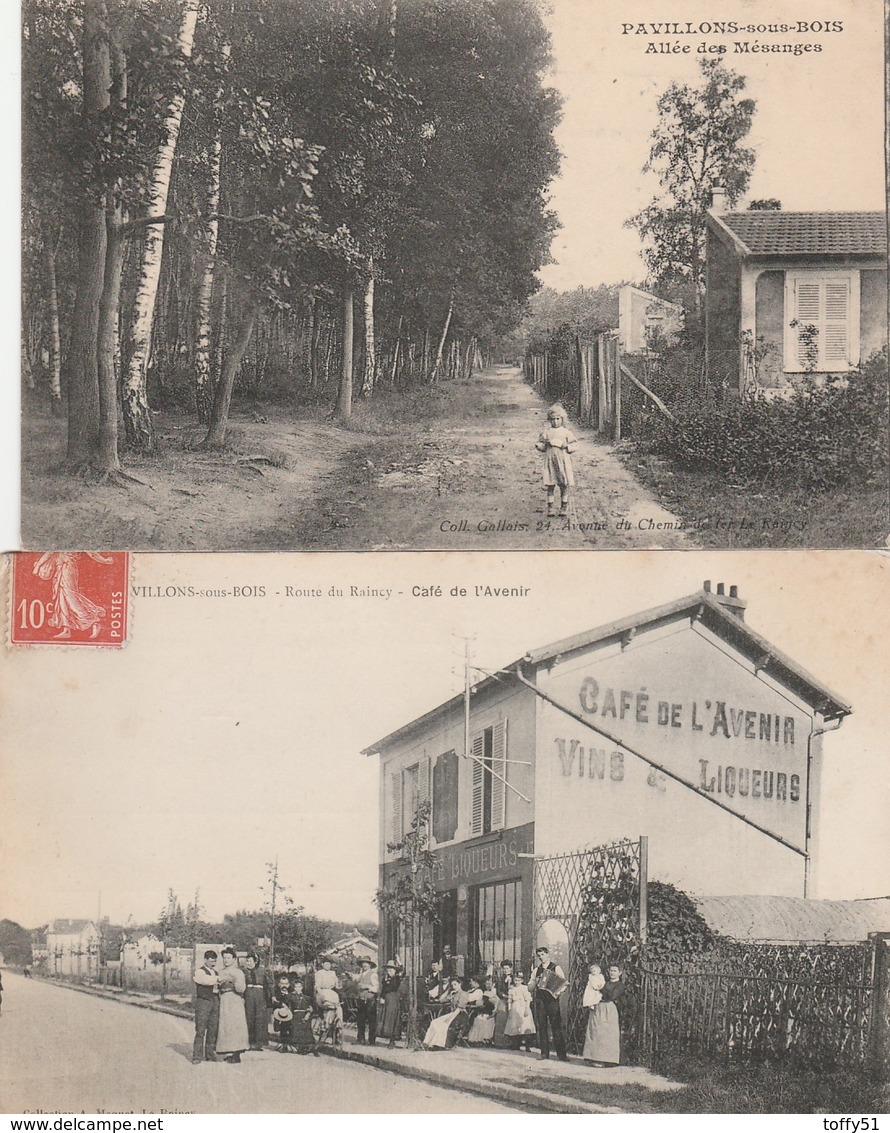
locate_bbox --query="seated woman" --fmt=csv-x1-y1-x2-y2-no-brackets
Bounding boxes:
467,978,498,1044
288,977,317,1055
422,978,470,1049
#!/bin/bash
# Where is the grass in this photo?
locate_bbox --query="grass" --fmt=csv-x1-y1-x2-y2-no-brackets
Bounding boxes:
619,448,889,549
496,1057,889,1114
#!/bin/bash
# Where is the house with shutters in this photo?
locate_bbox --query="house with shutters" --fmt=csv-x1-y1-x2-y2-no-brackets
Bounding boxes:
363,583,851,976
703,200,887,393
44,918,102,979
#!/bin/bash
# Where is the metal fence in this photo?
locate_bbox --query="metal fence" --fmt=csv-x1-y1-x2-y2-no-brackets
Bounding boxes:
641,939,879,1067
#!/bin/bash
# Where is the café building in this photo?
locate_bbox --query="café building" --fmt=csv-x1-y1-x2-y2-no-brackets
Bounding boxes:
363,583,850,973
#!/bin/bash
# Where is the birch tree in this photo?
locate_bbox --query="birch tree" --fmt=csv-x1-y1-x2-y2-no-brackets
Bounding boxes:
123,0,200,451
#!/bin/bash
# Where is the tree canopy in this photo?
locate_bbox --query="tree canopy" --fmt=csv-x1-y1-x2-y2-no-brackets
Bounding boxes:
626,60,756,312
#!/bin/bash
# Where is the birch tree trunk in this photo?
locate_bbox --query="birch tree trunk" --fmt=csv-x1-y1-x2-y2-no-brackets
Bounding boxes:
336,288,354,421
95,34,128,474
360,264,375,396
123,0,200,450
45,231,62,412
193,40,229,424
429,291,454,383
66,0,110,465
203,301,258,447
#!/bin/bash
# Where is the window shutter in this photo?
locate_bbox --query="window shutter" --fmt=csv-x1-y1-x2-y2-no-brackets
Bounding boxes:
390,769,402,849
470,734,485,836
794,280,821,368
823,280,850,367
490,720,507,830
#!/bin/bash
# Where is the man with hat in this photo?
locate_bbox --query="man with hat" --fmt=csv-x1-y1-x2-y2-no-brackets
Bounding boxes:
528,946,568,1061
354,957,379,1045
192,950,220,1063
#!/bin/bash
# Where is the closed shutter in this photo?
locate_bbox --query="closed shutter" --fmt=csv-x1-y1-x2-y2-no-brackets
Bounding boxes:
418,756,431,834
390,769,402,848
490,720,507,830
786,272,858,372
794,280,822,369
823,279,850,367
470,734,485,836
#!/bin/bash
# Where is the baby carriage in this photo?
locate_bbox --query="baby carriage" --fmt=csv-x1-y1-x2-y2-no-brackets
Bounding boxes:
312,987,343,1049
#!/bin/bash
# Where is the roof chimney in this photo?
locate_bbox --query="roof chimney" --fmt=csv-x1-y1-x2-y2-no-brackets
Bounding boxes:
710,186,726,212
706,581,747,621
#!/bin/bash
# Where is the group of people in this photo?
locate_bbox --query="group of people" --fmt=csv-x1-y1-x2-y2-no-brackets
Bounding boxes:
192,949,349,1063
190,944,628,1068
419,946,628,1066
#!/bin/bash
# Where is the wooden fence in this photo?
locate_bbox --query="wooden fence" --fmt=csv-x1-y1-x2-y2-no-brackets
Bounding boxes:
525,333,675,439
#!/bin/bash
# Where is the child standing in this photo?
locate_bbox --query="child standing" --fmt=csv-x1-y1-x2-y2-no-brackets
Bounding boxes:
535,404,578,517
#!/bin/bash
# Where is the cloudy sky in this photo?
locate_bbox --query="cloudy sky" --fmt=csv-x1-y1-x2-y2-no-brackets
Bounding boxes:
1,550,887,930
539,0,885,288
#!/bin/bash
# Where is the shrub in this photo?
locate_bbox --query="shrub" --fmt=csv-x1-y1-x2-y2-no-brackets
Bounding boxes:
635,348,889,489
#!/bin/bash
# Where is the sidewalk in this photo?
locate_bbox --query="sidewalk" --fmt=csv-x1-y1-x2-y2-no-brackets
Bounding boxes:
327,1029,683,1115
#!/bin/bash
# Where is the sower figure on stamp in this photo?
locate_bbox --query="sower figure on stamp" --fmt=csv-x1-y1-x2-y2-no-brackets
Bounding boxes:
355,958,379,1045
192,950,220,1063
529,945,568,1061
535,404,578,518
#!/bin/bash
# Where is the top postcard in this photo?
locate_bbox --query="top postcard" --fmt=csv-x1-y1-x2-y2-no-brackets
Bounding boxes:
18,0,888,552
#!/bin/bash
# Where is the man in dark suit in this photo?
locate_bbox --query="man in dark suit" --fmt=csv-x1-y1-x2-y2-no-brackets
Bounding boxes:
192,950,220,1063
528,946,567,1061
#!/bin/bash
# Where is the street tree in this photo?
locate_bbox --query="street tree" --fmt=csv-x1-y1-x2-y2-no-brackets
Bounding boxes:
627,60,756,314
375,799,439,1050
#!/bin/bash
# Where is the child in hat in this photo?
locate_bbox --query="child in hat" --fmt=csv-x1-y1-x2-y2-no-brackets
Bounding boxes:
535,404,578,518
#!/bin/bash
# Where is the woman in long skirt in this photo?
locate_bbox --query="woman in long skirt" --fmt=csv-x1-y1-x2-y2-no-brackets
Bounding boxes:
216,948,250,1063
377,961,403,1048
582,963,619,1065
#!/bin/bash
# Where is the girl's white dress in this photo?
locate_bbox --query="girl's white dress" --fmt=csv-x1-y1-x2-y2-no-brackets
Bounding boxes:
504,982,536,1036
536,425,578,487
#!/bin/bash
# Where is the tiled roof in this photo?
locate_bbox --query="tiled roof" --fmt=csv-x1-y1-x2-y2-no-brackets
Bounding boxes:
714,211,886,256
47,918,91,935
693,894,890,943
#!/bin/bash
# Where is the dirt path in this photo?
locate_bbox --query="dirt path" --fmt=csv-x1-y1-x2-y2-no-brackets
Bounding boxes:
287,366,695,551
21,368,693,551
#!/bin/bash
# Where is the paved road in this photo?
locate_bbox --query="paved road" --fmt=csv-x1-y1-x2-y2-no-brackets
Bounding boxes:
0,974,518,1114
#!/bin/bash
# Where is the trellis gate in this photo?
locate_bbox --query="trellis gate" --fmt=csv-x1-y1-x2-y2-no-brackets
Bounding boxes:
533,837,647,1054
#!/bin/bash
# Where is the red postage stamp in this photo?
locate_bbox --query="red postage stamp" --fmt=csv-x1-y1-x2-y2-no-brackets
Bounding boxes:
10,552,130,647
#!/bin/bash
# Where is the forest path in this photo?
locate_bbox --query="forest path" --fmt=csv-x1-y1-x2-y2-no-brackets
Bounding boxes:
21,367,692,551
284,365,695,551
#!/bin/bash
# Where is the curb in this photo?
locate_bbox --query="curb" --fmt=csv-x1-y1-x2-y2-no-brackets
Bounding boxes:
321,1044,622,1114
31,975,193,1019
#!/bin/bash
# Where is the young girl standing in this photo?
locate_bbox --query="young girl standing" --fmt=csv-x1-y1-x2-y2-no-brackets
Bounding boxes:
535,404,578,517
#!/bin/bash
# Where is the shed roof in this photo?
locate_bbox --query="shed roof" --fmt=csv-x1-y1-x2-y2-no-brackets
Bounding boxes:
693,894,890,943
711,211,886,257
362,589,851,754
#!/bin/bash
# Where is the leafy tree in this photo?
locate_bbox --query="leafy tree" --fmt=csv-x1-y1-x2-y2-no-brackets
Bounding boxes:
375,799,439,1049
627,60,756,314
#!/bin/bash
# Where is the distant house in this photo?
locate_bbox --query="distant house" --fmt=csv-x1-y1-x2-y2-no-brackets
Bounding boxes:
618,285,683,353
704,202,887,392
328,930,378,968
45,918,102,979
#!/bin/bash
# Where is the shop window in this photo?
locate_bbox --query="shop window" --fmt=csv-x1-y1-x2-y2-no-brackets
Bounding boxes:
471,879,522,972
469,721,507,836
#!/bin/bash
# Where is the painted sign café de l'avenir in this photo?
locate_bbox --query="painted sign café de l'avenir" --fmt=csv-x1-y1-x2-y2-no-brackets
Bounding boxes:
364,583,851,972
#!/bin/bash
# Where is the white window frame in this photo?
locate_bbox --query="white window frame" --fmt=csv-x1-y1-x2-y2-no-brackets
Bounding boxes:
783,270,860,373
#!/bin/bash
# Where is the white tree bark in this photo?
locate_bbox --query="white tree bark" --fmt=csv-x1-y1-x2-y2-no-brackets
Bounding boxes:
123,0,200,448
429,291,454,383
360,263,375,396
194,40,229,424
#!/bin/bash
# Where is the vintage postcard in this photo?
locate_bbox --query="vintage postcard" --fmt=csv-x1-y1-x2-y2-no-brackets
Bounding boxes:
1,549,888,1117
16,0,888,553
